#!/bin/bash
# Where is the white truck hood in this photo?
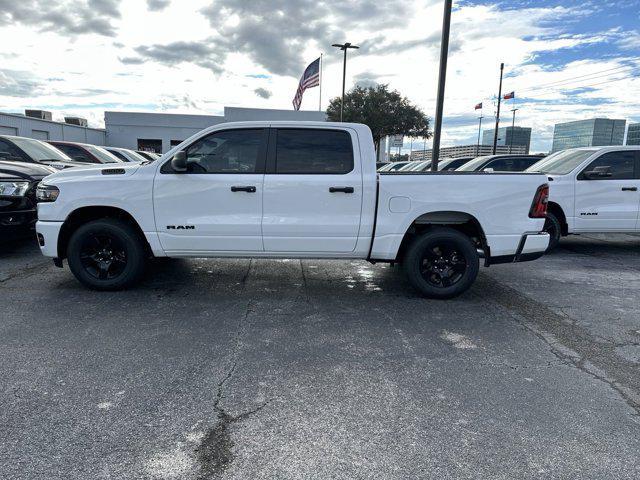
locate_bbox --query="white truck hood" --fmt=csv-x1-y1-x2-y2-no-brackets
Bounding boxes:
42,162,142,185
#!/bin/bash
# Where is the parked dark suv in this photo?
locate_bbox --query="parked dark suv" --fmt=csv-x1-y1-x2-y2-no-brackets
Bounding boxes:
0,160,55,240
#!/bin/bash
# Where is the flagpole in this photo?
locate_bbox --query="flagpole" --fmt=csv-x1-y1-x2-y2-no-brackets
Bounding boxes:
492,62,504,155
319,53,323,112
476,109,483,156
510,95,518,154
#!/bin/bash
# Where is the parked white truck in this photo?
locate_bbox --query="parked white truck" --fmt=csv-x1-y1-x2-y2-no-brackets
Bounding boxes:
526,146,640,250
35,122,549,298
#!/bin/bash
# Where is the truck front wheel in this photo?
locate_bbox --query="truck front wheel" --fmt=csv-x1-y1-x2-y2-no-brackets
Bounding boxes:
67,218,147,290
403,228,479,299
543,212,561,252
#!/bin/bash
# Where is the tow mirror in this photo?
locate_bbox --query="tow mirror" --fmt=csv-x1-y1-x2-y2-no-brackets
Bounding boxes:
584,166,612,179
171,151,188,172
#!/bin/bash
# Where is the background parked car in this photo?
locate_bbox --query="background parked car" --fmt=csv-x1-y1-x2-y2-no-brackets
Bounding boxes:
104,147,148,163
136,150,160,161
437,157,474,171
0,160,56,240
456,154,545,172
0,135,85,170
48,141,122,164
378,161,411,172
397,161,431,172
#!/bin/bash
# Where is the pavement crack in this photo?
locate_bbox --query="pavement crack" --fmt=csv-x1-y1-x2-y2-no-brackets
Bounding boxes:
195,300,269,479
476,273,640,417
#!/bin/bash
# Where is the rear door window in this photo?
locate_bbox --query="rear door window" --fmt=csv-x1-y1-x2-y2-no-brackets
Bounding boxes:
274,129,354,174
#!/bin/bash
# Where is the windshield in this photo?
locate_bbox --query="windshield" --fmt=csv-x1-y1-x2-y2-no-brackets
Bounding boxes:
124,150,147,162
456,156,491,171
85,145,120,163
9,136,72,161
525,149,595,175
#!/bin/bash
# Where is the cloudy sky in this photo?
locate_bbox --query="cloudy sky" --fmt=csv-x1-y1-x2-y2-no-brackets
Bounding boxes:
0,0,639,152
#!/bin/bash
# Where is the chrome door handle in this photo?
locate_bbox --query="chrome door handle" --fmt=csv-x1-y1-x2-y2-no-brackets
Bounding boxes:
621,187,638,192
329,186,354,193
231,186,256,193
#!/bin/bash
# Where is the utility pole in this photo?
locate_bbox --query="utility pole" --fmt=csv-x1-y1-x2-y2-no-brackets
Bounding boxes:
492,62,504,155
332,42,359,122
476,114,484,156
431,0,453,171
509,107,519,153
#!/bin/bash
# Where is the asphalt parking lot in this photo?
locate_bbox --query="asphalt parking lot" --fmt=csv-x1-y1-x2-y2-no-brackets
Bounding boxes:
2,234,640,479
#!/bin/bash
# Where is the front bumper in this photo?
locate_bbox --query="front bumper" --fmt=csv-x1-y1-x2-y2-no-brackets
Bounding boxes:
35,220,63,258
487,231,549,265
0,208,37,240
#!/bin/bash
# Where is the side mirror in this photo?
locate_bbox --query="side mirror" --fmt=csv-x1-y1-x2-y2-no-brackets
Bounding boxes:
171,151,188,172
584,166,612,179
483,167,495,173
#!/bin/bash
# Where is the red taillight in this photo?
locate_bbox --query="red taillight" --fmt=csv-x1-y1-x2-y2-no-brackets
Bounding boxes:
529,184,549,218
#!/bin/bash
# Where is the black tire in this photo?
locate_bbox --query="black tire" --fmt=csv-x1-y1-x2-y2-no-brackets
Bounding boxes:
403,228,479,299
67,218,147,290
543,212,561,252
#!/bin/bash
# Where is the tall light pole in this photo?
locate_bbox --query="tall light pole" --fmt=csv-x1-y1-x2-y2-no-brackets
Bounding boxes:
492,62,504,154
430,0,453,171
332,42,359,122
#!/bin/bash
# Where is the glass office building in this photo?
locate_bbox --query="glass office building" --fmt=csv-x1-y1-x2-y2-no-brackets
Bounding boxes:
482,126,532,154
627,123,640,146
551,118,626,152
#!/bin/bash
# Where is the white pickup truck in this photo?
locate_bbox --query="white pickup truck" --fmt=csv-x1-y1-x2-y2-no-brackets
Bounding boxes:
525,146,640,250
35,121,549,299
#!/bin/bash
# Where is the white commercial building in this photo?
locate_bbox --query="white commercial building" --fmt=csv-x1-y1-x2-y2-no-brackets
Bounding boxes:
1,106,327,154
0,110,106,144
411,144,526,161
106,107,327,153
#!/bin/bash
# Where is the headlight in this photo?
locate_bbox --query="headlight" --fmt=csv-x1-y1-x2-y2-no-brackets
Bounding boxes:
0,181,30,197
36,184,60,202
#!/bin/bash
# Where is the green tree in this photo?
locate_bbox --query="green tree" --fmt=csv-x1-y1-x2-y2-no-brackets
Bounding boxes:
326,84,431,159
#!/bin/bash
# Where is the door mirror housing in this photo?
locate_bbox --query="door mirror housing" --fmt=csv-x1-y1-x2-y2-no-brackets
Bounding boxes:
171,151,188,172
583,166,612,179
483,167,494,173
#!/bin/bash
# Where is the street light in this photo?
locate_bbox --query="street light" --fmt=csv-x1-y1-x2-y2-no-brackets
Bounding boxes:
332,42,359,122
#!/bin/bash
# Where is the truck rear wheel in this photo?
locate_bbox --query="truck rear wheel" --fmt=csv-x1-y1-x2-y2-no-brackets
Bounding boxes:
403,228,479,299
67,219,147,290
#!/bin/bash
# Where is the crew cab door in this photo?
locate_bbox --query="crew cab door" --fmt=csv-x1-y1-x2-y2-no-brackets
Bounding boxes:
153,128,267,253
574,150,640,231
262,127,363,253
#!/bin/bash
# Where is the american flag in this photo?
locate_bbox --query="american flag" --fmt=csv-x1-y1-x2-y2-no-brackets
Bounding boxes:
292,57,320,111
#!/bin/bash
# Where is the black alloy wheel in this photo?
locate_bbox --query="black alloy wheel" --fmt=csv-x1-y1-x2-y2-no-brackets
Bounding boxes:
67,218,147,290
419,242,467,288
79,233,128,280
403,227,479,299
